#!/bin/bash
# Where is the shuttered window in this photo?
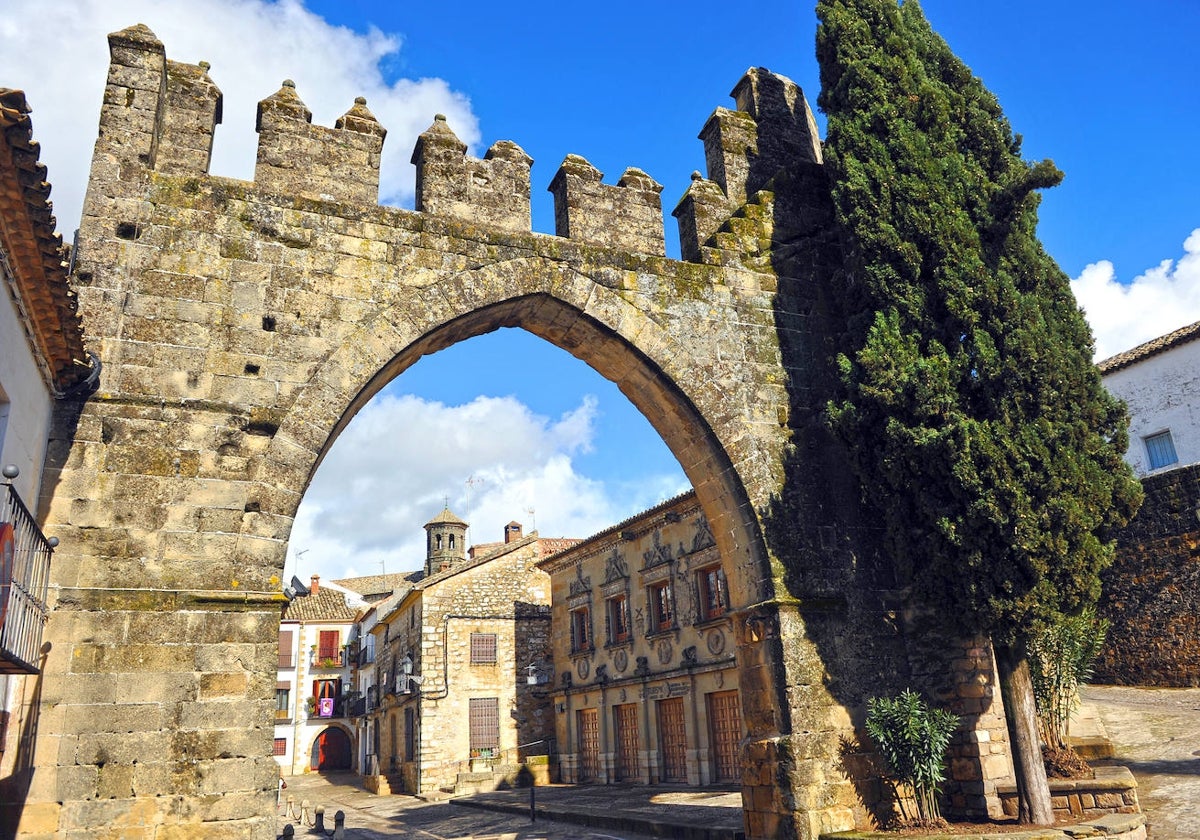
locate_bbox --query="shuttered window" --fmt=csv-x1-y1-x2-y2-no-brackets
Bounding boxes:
278,629,295,668
469,697,500,754
317,630,340,661
1145,431,1179,470
470,633,497,664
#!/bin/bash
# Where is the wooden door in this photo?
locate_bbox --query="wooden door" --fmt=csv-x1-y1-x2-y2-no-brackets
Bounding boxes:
707,690,741,782
577,708,600,782
613,703,641,781
657,697,688,782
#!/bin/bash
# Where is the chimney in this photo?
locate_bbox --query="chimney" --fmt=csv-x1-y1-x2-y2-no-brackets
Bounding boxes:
310,574,320,596
505,522,523,544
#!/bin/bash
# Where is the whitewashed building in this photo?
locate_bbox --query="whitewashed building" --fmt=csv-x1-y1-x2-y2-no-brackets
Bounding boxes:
0,88,93,832
1099,321,1200,477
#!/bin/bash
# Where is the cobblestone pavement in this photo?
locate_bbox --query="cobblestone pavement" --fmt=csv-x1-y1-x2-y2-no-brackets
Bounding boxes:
1081,685,1200,840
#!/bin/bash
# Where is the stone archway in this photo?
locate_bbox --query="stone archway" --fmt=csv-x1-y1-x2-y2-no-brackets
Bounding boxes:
13,23,1012,840
310,727,352,772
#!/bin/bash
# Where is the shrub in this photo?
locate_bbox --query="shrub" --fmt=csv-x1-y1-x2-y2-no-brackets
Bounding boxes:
865,689,960,823
1029,609,1108,751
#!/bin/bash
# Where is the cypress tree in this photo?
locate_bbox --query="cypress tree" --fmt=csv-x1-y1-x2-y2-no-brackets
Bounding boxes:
815,0,1142,823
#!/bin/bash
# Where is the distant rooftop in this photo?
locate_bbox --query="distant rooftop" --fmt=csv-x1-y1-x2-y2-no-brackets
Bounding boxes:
1098,320,1200,374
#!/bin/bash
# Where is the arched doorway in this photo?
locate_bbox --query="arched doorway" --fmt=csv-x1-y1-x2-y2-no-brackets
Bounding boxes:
312,727,352,771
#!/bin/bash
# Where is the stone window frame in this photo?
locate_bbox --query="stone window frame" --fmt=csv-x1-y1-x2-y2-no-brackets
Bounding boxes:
600,575,631,648
695,563,729,623
648,580,675,635
570,604,594,654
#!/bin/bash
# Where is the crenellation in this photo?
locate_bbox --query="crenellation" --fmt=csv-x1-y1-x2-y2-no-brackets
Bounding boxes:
94,24,168,174
548,155,666,256
700,106,757,208
255,82,385,205
411,115,533,232
156,60,223,176
673,171,730,262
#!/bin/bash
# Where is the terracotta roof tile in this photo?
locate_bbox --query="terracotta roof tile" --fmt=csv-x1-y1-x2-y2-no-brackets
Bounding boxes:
281,587,360,622
0,88,90,391
1097,320,1200,374
331,572,419,602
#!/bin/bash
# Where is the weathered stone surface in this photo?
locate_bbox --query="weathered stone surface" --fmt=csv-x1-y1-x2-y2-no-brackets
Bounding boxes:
21,25,1021,840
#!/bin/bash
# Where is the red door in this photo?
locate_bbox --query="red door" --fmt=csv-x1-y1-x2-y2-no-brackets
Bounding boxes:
313,727,351,771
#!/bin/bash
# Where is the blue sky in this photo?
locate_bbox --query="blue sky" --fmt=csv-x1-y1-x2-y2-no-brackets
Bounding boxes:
3,1,1197,583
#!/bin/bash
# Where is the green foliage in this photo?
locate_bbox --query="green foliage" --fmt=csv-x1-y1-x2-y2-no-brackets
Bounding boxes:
816,0,1142,644
866,689,960,823
1029,609,1109,750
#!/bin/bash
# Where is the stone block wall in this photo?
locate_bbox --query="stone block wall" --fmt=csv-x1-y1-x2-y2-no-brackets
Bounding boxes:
1096,463,1200,686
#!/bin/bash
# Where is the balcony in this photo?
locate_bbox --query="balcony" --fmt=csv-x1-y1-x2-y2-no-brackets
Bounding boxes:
309,648,346,669
0,477,55,674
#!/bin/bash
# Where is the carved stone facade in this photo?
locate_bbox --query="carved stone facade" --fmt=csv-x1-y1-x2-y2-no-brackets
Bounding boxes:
540,492,742,788
11,23,1020,840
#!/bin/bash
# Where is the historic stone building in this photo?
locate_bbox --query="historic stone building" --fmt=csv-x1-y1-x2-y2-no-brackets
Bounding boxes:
365,511,573,795
540,491,742,787
0,88,92,840
1095,326,1200,686
11,23,1032,839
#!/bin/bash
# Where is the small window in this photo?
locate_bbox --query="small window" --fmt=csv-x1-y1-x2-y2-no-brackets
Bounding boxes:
606,594,630,645
273,738,287,756
275,686,291,713
570,606,592,653
649,582,674,633
697,566,727,621
471,632,497,664
1145,430,1179,471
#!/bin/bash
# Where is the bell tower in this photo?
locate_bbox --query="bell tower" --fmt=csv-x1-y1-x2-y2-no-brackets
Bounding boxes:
423,506,468,576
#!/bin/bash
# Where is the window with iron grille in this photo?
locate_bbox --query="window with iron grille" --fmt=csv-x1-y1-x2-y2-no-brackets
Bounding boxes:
470,633,497,664
468,697,500,755
697,565,727,621
1145,430,1179,471
606,594,630,644
570,606,592,653
278,629,295,668
273,738,287,756
649,582,674,633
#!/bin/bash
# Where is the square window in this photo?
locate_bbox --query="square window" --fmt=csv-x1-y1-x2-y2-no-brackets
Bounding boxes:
470,632,497,664
1145,430,1179,471
606,594,630,644
649,582,674,633
570,606,592,653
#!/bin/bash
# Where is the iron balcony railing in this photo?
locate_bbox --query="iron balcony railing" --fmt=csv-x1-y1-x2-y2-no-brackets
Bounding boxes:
0,476,55,674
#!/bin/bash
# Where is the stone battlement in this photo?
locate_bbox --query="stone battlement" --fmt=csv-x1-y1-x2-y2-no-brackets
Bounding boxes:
89,24,823,260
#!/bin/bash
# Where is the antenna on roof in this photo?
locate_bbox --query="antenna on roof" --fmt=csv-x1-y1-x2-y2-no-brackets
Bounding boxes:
526,506,536,532
465,475,484,547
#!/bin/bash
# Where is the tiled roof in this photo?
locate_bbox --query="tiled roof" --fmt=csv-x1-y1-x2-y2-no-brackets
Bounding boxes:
331,572,419,602
282,587,361,622
1097,320,1200,374
538,537,582,556
0,89,90,391
425,507,467,527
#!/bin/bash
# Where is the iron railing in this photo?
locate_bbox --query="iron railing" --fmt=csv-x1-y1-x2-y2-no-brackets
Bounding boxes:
0,479,54,674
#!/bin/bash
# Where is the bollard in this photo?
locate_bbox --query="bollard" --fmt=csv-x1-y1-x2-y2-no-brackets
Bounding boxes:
333,810,345,840
313,805,326,832
299,799,313,826
281,825,294,838
284,794,298,821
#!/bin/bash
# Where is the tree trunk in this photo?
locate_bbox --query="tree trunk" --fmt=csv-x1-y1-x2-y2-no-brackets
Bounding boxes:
995,642,1054,825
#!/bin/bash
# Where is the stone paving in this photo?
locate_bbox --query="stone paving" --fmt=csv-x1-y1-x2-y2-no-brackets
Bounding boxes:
278,687,1198,839
1080,686,1200,840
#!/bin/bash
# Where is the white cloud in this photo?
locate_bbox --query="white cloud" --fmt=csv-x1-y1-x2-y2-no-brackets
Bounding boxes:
289,393,688,584
0,0,479,235
1072,229,1200,361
